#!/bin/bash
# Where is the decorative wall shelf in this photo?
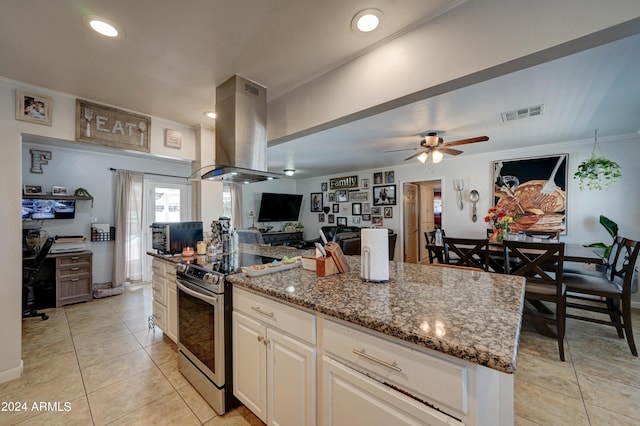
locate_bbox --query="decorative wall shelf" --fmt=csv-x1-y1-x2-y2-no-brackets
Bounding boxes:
22,194,93,200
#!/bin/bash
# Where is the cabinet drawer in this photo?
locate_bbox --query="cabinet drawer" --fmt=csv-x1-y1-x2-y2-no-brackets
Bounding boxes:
153,277,167,305
58,264,91,277
153,300,166,330
322,319,469,417
152,258,166,278
234,287,316,345
57,277,92,307
58,254,91,266
165,263,177,279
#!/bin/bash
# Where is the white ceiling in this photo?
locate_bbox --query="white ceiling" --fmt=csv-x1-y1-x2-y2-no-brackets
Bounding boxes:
2,1,639,179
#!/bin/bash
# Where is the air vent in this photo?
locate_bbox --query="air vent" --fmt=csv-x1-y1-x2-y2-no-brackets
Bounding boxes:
501,104,544,122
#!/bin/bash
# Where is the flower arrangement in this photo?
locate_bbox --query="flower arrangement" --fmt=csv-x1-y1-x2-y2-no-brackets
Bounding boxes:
484,206,519,241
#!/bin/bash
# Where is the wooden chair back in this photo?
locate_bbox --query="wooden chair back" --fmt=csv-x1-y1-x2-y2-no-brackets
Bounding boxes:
442,237,489,271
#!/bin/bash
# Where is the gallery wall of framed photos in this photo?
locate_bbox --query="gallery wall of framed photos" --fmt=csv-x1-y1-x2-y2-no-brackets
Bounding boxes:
314,169,396,228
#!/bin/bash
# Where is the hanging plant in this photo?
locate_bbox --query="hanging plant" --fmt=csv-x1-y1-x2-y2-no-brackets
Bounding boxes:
573,130,622,190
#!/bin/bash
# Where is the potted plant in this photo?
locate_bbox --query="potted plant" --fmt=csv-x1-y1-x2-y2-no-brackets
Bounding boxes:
585,215,618,264
573,130,622,190
295,222,304,232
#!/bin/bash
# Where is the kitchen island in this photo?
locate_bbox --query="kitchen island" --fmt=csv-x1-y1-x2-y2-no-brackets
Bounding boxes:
228,243,525,425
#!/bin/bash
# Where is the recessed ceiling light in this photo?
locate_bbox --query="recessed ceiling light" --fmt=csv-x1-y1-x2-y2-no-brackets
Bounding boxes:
351,9,382,33
283,169,296,177
83,16,122,38
203,111,216,119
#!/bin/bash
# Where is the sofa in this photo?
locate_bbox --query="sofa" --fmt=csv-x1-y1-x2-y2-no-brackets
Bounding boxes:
306,226,397,260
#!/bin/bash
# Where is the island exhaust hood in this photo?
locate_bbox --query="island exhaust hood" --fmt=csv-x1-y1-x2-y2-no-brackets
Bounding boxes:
201,75,283,183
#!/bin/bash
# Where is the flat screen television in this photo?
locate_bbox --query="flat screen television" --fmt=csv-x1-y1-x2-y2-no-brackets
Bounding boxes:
257,192,303,222
22,199,76,220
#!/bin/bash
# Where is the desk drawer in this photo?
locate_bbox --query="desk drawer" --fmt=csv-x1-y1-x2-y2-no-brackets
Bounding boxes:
58,264,91,277
58,254,91,266
57,276,92,307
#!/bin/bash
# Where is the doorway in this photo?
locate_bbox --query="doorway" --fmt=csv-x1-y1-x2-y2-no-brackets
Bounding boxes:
142,178,192,281
403,179,442,264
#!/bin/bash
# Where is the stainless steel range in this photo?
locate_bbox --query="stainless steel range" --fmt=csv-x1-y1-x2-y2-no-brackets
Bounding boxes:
175,253,277,415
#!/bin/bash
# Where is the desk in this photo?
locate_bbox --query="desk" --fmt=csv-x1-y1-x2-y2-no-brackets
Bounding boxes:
24,250,93,308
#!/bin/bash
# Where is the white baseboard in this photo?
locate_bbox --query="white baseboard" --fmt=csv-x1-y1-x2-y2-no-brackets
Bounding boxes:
0,360,23,384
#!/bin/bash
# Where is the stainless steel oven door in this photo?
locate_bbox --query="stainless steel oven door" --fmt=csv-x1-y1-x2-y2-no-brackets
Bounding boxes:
177,278,225,387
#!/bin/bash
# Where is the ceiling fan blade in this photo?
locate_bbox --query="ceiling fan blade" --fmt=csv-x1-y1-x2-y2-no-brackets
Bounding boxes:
404,150,428,161
442,136,489,147
384,147,421,153
437,147,463,156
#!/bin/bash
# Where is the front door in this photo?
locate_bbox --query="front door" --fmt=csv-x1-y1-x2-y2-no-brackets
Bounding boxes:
403,183,418,263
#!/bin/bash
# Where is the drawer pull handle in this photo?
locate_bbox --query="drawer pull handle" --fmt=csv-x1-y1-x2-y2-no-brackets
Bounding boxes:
352,349,402,372
251,306,274,317
70,257,79,260
70,278,79,282
70,267,80,271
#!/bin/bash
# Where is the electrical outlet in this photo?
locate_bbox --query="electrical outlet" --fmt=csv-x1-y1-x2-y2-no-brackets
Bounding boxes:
246,210,255,218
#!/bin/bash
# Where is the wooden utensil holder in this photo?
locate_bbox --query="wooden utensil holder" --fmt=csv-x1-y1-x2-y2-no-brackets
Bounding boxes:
316,256,339,277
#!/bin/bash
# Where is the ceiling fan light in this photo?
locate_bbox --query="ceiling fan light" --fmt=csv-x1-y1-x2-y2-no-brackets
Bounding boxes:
417,152,429,163
432,150,444,163
283,169,296,176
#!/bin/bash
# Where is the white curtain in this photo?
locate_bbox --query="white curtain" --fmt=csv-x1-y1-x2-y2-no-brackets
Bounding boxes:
113,170,144,286
230,184,243,230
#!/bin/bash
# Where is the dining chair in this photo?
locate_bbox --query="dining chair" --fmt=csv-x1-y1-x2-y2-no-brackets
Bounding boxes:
563,235,624,277
564,237,640,356
425,229,445,263
443,237,489,271
503,240,566,361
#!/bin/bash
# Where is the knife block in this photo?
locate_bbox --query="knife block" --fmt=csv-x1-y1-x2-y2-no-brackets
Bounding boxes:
316,256,338,277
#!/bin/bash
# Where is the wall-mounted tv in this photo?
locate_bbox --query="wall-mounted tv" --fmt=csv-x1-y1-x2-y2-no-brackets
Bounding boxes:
22,199,76,220
257,192,303,222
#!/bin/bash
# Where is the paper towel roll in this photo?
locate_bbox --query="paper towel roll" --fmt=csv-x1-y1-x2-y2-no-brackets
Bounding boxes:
361,228,389,282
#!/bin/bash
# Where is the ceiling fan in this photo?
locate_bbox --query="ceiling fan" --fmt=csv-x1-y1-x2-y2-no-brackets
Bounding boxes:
385,132,489,163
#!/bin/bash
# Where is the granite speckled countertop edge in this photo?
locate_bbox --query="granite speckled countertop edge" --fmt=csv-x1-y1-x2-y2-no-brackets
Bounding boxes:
148,247,525,374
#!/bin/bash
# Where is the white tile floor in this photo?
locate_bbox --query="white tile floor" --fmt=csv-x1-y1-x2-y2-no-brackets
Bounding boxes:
2,282,640,425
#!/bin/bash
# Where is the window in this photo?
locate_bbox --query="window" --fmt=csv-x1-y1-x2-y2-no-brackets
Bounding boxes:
222,183,232,218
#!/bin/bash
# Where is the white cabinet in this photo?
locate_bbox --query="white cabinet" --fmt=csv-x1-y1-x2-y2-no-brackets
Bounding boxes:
322,356,460,426
233,287,317,426
150,257,178,342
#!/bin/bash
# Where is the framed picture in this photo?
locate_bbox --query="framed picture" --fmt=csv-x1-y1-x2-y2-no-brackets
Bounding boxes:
337,217,347,226
361,178,370,189
349,191,368,201
384,207,393,218
336,190,349,202
384,170,395,183
362,214,371,221
321,182,328,191
371,206,381,215
24,184,43,195
328,214,335,224
373,172,383,185
165,129,182,148
310,192,323,212
327,192,336,202
491,154,568,234
52,186,68,195
352,203,362,215
363,202,371,214
16,90,52,125
353,217,361,224
319,213,325,222
372,216,383,226
332,203,339,213
373,184,396,205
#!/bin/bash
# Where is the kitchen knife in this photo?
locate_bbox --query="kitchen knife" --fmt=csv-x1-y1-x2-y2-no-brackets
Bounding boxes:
315,242,327,257
319,229,328,245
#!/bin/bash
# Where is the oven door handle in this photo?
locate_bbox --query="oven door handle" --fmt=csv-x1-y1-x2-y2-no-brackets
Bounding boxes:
176,279,218,304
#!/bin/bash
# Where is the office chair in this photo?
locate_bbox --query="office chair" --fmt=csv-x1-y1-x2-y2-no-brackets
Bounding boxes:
22,237,54,320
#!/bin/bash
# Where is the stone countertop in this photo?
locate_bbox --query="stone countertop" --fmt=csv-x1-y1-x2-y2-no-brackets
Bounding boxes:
227,246,525,374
